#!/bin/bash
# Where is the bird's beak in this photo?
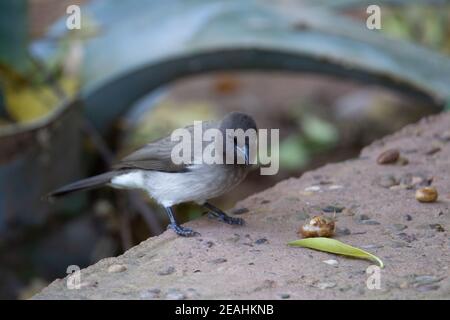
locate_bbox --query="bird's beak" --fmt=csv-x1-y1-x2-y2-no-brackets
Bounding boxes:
236,144,250,165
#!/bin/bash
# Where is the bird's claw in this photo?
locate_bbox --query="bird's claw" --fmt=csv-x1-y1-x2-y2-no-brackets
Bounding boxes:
168,224,200,237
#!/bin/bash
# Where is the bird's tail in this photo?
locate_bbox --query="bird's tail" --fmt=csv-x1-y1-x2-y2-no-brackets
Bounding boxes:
47,172,117,199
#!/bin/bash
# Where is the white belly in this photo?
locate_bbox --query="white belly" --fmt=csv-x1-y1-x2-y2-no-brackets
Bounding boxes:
110,167,246,207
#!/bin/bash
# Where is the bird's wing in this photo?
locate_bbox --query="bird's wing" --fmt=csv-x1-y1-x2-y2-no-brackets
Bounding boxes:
113,135,188,172
113,120,218,173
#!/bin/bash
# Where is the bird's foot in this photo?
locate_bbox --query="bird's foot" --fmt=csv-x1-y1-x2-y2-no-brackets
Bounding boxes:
208,212,245,226
167,224,200,237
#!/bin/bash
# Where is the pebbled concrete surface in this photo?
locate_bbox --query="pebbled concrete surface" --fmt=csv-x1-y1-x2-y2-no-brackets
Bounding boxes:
34,113,450,299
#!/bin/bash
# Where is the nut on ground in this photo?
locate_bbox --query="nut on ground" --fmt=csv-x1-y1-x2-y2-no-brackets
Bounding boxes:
299,216,335,238
377,149,400,164
415,187,438,203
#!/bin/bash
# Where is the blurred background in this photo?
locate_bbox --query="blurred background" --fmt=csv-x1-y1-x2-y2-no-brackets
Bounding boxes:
1,0,450,299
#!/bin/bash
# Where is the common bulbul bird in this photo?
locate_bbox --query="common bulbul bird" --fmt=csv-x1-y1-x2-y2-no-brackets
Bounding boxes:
47,112,257,237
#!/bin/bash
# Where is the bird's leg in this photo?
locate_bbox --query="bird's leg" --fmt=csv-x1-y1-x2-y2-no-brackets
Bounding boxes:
203,202,245,226
164,206,200,237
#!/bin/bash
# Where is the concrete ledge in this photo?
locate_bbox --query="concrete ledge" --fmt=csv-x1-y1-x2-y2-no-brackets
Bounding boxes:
34,113,450,299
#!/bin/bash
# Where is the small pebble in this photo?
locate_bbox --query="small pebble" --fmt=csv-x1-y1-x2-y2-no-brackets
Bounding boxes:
304,186,321,192
357,214,370,221
158,266,175,276
415,187,438,203
323,259,339,266
140,288,160,299
317,282,336,290
322,206,344,213
413,275,441,286
278,293,290,299
389,224,407,233
166,291,186,300
424,146,441,155
255,238,268,245
107,264,127,273
375,175,398,188
354,214,379,225
410,176,424,186
404,214,413,221
390,184,411,191
210,258,227,264
377,149,399,164
328,185,344,190
204,241,214,248
361,220,380,225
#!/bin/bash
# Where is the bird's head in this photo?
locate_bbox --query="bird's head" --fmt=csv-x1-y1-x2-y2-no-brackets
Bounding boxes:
219,112,258,165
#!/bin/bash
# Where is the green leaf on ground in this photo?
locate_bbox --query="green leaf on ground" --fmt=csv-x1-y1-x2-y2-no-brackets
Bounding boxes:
288,237,384,268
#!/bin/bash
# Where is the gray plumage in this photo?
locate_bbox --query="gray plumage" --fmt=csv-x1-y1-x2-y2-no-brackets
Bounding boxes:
48,112,257,237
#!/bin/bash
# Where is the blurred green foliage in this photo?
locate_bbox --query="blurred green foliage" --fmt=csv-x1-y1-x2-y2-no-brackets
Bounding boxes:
279,108,339,171
383,5,450,54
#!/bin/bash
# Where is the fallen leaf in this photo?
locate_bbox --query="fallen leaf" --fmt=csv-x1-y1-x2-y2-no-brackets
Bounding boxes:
288,237,384,268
